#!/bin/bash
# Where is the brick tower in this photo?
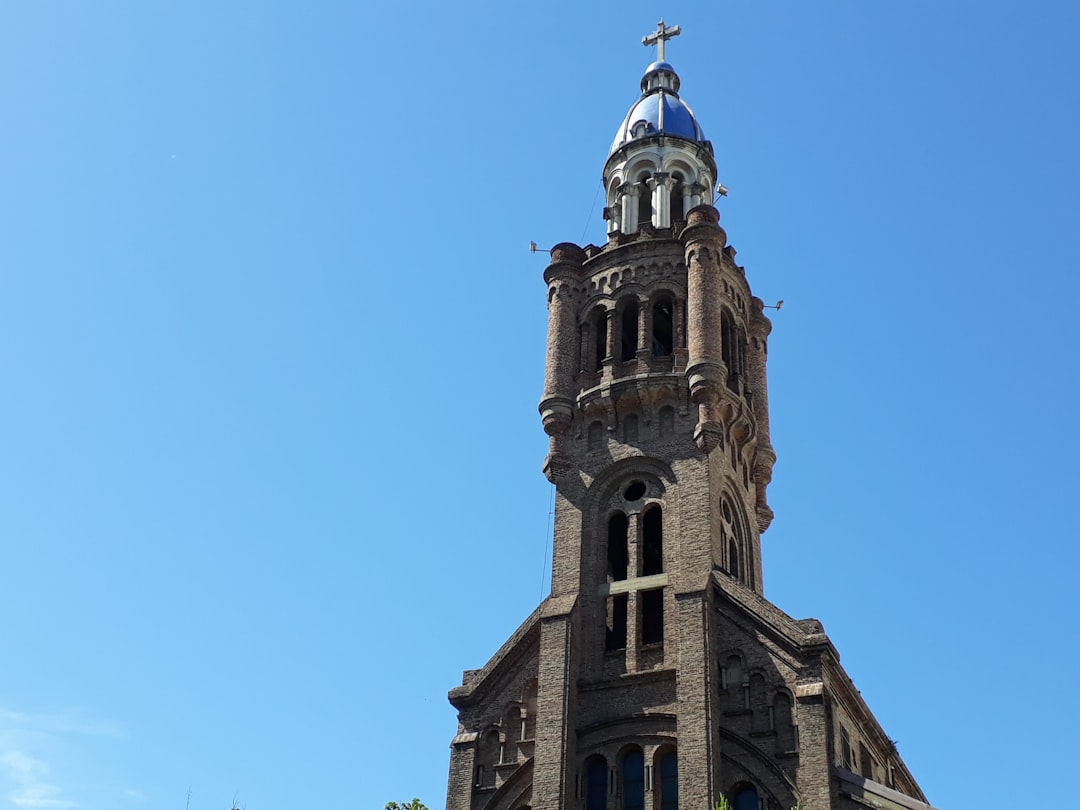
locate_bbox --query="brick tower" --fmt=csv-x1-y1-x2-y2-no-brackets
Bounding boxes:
447,24,936,810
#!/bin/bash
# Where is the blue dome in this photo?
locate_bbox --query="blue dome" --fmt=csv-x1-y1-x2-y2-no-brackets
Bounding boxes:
609,69,706,154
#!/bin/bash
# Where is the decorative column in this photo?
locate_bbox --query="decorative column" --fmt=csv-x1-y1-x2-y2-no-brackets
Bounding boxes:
681,205,728,452
748,297,776,532
539,243,585,482
621,184,640,235
647,173,677,228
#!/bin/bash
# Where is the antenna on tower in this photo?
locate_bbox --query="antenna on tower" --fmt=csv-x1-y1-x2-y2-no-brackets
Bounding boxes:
763,300,784,311
713,182,729,205
529,241,551,254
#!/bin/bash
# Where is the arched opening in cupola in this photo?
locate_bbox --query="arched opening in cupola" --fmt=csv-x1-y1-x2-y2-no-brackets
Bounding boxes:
652,296,674,356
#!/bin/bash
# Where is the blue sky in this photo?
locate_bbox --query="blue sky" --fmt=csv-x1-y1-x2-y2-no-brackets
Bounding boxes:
1,2,1078,809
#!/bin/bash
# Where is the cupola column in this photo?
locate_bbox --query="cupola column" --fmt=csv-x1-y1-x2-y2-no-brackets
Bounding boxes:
647,173,677,228
540,243,585,482
748,298,777,532
681,205,728,452
620,184,640,234
685,182,705,216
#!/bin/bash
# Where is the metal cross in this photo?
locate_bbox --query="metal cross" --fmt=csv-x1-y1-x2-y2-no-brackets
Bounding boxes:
642,19,681,61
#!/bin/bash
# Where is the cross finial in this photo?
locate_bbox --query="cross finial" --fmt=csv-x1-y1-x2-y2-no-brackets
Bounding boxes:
642,19,681,62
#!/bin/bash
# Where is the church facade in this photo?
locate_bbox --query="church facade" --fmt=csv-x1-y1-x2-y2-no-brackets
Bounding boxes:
446,25,936,810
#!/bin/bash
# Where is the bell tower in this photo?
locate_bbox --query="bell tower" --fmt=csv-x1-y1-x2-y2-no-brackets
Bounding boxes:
449,23,936,810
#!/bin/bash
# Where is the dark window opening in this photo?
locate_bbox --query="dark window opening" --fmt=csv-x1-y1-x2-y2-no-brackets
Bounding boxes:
642,506,663,575
733,787,758,810
652,298,674,356
859,742,875,780
638,178,652,225
620,302,639,362
623,413,639,443
594,310,608,371
606,594,628,651
624,480,646,501
774,692,796,752
721,309,741,391
670,186,685,223
622,750,645,810
659,753,678,810
728,538,740,580
586,757,608,810
840,726,854,770
607,513,629,581
641,588,664,645
722,655,743,692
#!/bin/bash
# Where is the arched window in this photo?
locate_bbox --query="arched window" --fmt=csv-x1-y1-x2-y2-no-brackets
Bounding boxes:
585,756,608,810
608,513,629,581
622,749,645,810
477,729,500,788
670,173,685,222
721,654,743,692
620,301,639,362
721,497,750,586
658,752,678,810
652,297,674,356
733,786,759,810
638,175,652,225
721,308,743,391
523,680,538,740
642,506,663,575
592,308,609,371
623,413,639,443
774,690,796,752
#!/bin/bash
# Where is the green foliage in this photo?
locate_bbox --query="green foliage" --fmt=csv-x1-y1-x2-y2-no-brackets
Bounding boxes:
386,800,429,810
716,798,733,810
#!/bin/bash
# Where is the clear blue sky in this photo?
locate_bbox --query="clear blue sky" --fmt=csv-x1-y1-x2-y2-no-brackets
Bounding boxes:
1,3,1078,809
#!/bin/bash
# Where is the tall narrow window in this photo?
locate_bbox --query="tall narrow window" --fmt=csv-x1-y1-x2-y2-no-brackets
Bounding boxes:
623,414,639,443
477,730,500,788
594,309,609,371
622,749,645,810
721,655,743,693
642,506,663,575
620,302,639,361
658,752,678,810
607,513,629,581
721,308,738,390
774,691,796,752
638,176,652,225
728,539,740,580
606,594,628,651
670,176,685,222
586,757,608,810
641,589,664,645
523,680,538,740
652,298,674,356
